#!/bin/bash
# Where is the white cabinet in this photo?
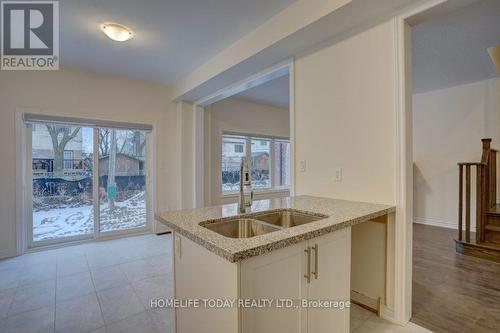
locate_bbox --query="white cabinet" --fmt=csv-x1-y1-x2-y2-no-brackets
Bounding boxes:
173,233,239,333
173,228,351,333
240,241,309,333
306,228,351,333
240,228,351,333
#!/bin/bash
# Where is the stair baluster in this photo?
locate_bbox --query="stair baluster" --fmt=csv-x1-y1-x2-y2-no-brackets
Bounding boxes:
458,165,463,241
456,139,500,262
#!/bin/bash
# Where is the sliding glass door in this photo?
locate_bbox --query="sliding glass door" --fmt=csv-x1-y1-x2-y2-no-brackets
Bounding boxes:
31,124,95,244
29,122,150,247
98,129,147,234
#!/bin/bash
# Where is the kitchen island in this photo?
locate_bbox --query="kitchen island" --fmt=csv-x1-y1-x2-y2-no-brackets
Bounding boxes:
156,195,395,333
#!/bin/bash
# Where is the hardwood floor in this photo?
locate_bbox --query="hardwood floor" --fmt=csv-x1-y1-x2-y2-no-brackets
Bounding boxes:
412,224,500,333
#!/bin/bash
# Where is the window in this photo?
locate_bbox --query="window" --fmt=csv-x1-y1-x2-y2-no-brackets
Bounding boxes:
63,150,74,169
29,119,150,246
234,144,244,153
251,138,271,189
221,134,290,194
98,129,148,233
221,136,246,193
274,140,291,187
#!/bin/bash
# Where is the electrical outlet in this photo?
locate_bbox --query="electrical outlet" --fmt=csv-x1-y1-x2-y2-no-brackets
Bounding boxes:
299,160,307,172
335,168,342,182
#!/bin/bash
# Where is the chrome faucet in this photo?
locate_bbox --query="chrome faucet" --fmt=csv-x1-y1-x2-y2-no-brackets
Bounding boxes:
239,157,254,212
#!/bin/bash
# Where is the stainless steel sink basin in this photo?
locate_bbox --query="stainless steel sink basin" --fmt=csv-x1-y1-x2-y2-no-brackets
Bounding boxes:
201,210,328,238
253,210,328,228
202,218,281,238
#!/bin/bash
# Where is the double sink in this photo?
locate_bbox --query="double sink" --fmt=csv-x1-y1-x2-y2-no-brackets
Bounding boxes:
201,209,328,239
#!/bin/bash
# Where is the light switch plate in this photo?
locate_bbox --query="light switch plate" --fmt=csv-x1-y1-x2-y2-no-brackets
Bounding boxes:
299,160,307,172
335,168,342,182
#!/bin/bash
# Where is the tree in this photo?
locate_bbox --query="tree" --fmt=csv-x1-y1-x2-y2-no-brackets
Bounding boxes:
117,131,131,154
99,128,111,156
45,125,81,174
116,130,145,157
133,131,146,157
107,129,118,211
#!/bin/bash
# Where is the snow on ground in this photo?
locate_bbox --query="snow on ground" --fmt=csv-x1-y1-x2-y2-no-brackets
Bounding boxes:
33,205,94,241
100,191,147,233
222,179,271,193
33,191,146,242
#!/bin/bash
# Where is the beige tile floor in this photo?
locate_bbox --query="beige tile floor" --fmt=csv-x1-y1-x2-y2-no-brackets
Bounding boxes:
0,234,430,333
351,304,432,333
0,234,172,333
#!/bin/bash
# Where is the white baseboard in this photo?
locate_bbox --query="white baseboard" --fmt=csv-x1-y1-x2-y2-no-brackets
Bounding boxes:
407,322,434,333
351,290,380,314
414,217,476,232
379,305,432,332
379,304,395,323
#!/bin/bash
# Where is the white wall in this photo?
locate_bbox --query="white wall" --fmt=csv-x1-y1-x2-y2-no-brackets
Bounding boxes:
179,102,195,209
0,68,178,258
294,20,397,308
205,97,290,205
413,78,500,230
294,20,396,204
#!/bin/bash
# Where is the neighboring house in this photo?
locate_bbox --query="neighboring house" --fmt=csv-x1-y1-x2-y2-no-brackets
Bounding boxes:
221,140,246,172
98,153,145,177
221,139,270,172
251,151,269,171
32,151,55,174
31,124,84,174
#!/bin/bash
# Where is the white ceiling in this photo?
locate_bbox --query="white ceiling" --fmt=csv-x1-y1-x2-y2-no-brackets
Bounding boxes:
234,75,289,109
412,0,500,93
60,0,296,84
176,0,426,101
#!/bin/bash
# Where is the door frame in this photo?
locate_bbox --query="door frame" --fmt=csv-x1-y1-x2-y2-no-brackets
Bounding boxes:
15,107,156,253
392,0,449,325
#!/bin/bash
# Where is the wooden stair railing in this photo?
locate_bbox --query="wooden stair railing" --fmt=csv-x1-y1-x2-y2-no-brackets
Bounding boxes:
457,138,497,245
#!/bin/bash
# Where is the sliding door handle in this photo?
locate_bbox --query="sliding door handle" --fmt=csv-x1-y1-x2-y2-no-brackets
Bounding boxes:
312,244,318,279
304,247,311,283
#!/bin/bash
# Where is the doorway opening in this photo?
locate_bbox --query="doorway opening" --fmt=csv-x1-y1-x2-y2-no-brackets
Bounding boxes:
404,0,500,331
26,116,152,248
196,62,292,207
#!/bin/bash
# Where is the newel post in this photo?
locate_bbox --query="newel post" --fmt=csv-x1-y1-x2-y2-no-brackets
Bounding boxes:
482,138,492,157
481,139,492,180
480,138,492,242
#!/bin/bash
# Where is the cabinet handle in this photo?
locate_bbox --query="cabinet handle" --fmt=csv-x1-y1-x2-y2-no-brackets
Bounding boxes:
312,244,318,279
304,247,311,283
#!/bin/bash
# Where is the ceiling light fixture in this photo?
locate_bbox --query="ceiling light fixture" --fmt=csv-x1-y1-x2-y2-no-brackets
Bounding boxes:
100,23,134,42
488,44,500,74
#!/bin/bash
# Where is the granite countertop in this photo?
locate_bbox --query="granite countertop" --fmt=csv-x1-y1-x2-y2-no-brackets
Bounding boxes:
156,195,395,263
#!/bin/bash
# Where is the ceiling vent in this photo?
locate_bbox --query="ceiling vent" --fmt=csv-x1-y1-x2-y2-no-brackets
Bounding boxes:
488,44,500,74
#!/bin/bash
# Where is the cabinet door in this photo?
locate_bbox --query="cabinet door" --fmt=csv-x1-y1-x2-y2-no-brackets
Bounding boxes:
240,241,308,333
307,228,351,333
174,233,239,333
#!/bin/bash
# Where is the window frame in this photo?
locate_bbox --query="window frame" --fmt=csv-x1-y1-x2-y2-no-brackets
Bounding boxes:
24,117,154,249
234,144,244,153
220,132,290,196
273,138,292,190
63,150,74,169
250,137,273,191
